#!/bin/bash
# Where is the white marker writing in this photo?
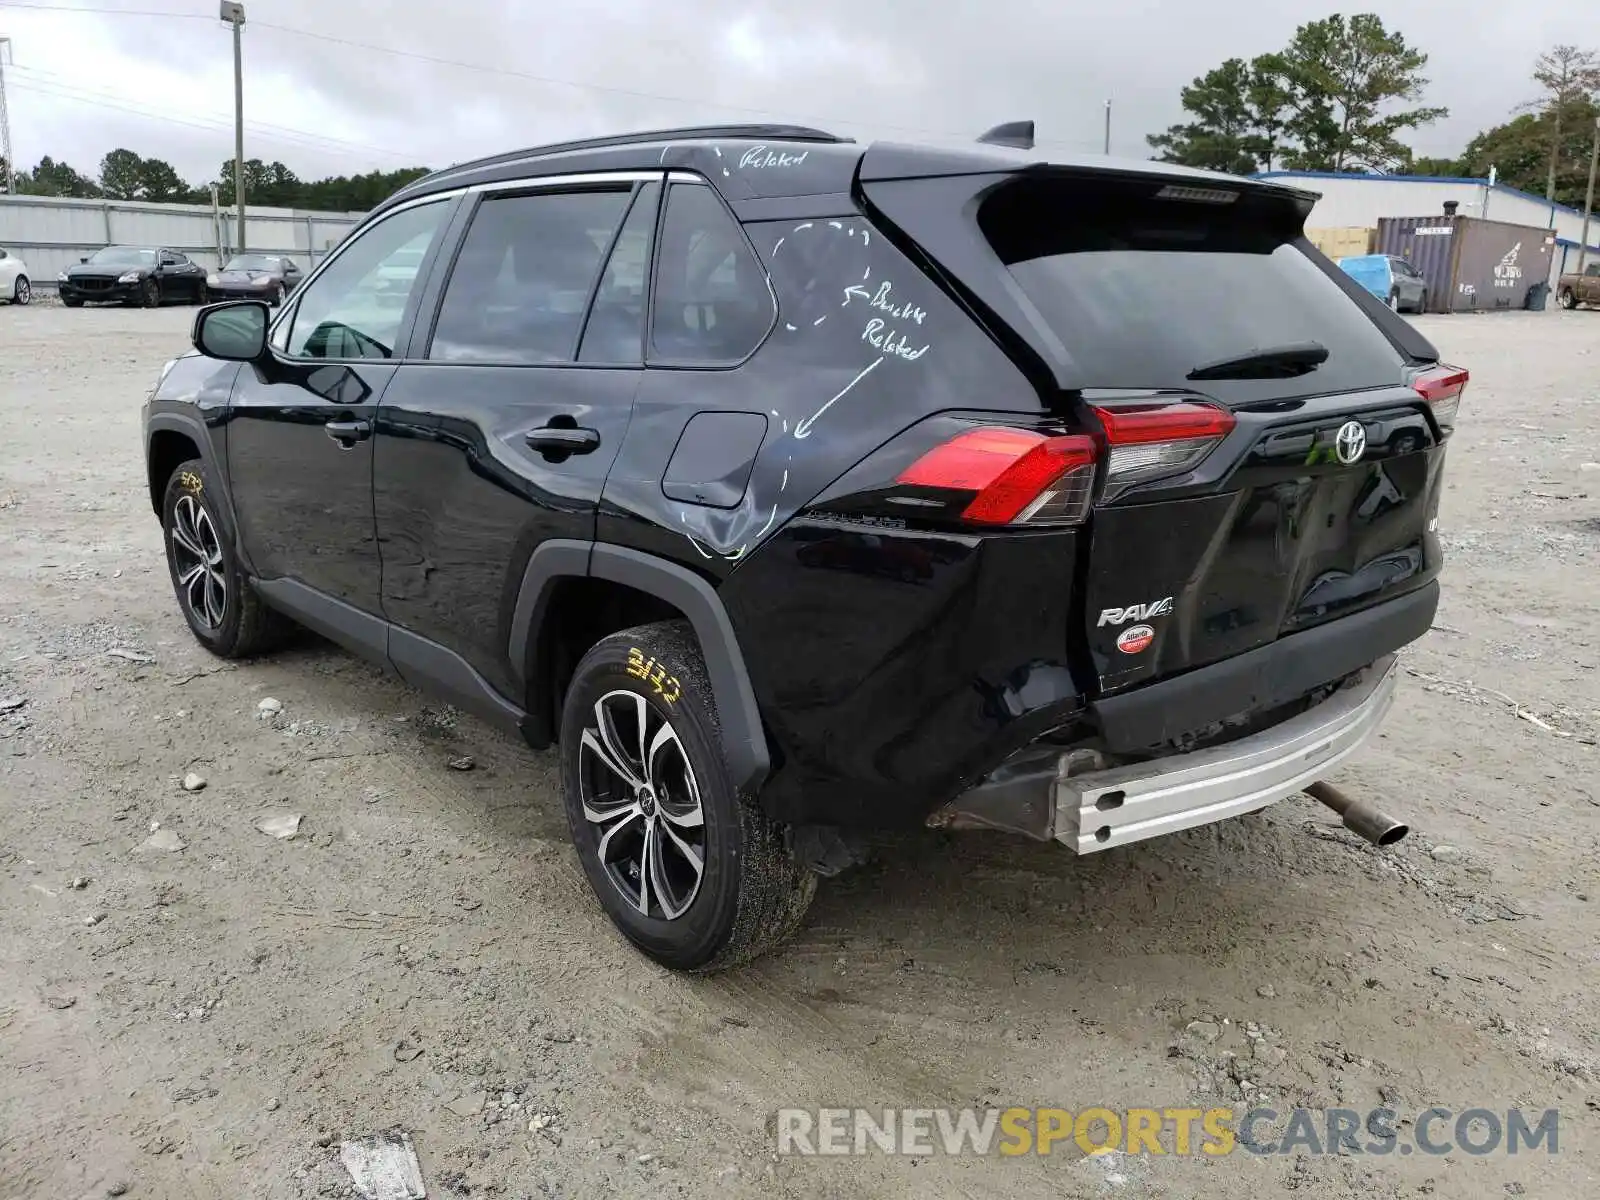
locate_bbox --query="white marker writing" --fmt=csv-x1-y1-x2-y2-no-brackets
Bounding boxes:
862,318,929,361
841,280,927,325
794,358,884,439
739,145,810,169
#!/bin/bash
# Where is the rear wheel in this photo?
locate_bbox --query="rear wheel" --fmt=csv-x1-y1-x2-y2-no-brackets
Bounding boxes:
141,278,161,308
11,276,29,306
560,621,815,972
161,459,287,658
1561,287,1578,310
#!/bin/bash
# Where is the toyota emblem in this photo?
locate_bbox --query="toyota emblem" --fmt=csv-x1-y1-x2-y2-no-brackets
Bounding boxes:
1334,420,1367,465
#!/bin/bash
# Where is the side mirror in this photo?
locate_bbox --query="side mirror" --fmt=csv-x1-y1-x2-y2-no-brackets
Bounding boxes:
193,300,269,361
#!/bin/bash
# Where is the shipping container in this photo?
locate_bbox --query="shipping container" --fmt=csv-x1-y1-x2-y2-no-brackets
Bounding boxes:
1306,226,1375,260
1375,215,1556,313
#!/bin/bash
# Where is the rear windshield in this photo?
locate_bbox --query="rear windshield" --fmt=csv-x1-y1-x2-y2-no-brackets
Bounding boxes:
980,176,1405,401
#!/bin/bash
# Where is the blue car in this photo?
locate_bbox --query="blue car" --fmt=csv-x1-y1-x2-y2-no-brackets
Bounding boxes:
1338,254,1429,313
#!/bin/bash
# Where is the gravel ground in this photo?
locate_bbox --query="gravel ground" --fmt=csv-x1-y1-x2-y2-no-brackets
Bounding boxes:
1,304,1597,1200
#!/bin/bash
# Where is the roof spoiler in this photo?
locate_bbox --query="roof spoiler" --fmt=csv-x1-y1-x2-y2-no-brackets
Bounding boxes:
977,121,1034,151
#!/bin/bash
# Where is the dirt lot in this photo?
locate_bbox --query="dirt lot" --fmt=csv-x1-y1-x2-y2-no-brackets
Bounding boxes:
1,302,1597,1200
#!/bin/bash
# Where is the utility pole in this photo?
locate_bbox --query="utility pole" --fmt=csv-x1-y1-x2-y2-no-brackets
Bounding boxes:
1579,115,1600,275
0,38,15,196
220,1,245,252
1103,99,1112,155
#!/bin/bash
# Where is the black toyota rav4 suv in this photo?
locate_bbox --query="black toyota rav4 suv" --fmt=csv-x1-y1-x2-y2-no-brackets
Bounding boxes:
143,124,1461,971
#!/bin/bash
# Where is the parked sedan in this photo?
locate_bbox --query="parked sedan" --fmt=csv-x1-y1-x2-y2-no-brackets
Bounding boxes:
0,247,31,306
205,254,303,305
58,246,209,307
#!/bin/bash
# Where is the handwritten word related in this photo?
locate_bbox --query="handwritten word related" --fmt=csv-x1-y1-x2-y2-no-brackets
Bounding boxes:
863,319,930,361
842,280,927,325
740,145,810,170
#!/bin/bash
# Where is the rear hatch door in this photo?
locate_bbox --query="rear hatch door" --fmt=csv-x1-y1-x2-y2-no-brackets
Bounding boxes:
864,162,1449,697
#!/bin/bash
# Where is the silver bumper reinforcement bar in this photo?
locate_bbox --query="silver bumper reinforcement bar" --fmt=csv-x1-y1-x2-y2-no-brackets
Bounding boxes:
935,655,1400,853
1056,655,1398,853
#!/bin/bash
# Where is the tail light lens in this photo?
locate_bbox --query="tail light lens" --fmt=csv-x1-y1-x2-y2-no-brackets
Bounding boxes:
897,427,1096,525
1091,399,1235,498
1409,363,1468,433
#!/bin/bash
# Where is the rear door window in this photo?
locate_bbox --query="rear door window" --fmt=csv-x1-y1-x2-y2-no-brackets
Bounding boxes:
649,183,774,365
578,182,659,364
981,177,1405,402
429,188,631,364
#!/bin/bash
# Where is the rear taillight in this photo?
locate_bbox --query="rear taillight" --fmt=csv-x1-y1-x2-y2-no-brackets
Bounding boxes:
1410,363,1467,433
897,427,1097,525
1091,399,1236,498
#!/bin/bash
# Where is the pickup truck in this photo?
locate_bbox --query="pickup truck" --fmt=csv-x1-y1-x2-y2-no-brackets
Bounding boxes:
1558,261,1600,309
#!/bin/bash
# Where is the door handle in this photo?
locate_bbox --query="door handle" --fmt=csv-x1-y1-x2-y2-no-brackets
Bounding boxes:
324,417,372,447
525,425,600,455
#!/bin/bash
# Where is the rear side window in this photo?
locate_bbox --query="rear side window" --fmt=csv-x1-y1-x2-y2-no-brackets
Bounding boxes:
649,183,774,365
982,177,1405,400
430,189,631,364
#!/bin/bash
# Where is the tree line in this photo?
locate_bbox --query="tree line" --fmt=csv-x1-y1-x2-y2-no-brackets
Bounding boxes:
0,149,431,213
1149,14,1600,212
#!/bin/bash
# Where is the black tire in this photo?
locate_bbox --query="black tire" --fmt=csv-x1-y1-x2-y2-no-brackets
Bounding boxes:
1415,290,1428,314
270,282,285,307
62,295,83,308
195,283,210,305
1387,288,1401,311
560,621,815,972
160,458,287,658
1560,288,1578,310
142,278,161,308
11,276,29,306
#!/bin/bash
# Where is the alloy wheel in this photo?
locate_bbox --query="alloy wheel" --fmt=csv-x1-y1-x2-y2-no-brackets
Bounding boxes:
14,279,29,305
170,494,227,630
578,690,706,920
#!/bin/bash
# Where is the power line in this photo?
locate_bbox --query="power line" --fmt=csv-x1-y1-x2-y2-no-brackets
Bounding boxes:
0,2,206,17
8,63,409,157
7,78,404,162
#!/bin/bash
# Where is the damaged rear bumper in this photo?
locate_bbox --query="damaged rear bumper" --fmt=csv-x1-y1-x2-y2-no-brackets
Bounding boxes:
935,655,1398,854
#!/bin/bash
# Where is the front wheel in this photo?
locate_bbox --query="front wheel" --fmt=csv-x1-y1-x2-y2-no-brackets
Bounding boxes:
11,276,29,306
161,459,287,658
195,283,210,305
1561,288,1578,310
560,622,816,972
269,282,285,307
141,278,161,308
1387,289,1400,311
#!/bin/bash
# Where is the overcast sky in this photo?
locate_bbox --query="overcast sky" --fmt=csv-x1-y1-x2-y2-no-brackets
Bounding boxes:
1,0,1596,191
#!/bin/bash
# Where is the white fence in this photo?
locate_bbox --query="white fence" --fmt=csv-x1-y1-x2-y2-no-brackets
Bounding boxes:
0,194,367,292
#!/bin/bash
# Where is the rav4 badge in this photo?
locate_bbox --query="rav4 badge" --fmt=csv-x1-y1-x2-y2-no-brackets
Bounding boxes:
1116,624,1156,654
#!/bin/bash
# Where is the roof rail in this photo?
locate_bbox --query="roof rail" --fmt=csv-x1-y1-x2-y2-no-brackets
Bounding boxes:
419,124,849,182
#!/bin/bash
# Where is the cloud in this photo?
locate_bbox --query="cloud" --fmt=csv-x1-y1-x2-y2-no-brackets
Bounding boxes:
2,0,1590,191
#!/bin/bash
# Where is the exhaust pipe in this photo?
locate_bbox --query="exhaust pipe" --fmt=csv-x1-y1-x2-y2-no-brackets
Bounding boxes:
1305,781,1410,847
